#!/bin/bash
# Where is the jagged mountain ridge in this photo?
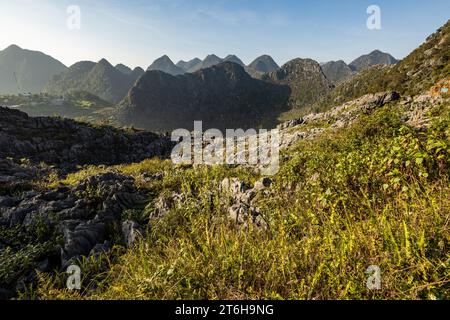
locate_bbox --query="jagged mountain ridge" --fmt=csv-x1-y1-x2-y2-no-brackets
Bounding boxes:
117,58,334,131
187,54,224,72
117,62,291,131
321,50,399,84
263,58,333,109
153,54,281,78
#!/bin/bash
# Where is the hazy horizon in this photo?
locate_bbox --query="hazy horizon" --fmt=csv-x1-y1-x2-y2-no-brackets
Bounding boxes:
0,0,449,69
0,43,404,70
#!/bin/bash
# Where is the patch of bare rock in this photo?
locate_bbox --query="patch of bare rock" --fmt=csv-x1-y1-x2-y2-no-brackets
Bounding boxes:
0,172,147,296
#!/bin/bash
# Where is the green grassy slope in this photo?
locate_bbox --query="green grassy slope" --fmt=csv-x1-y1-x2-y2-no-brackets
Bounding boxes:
28,97,450,300
9,20,450,302
314,20,450,113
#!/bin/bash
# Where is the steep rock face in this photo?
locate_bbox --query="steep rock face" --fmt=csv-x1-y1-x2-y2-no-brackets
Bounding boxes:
321,60,355,83
117,62,291,131
0,107,173,168
148,55,185,76
0,45,67,94
263,58,333,109
349,50,398,72
44,59,141,104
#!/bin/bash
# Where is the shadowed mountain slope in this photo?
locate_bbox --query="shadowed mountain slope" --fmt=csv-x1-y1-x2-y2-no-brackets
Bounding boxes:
44,59,143,103
263,58,333,109
321,60,355,84
117,62,291,131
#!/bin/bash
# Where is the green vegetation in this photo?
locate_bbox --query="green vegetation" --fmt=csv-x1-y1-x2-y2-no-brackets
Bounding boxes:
0,91,115,124
4,19,449,301
315,21,450,112
43,59,143,104
0,219,62,291
28,99,450,300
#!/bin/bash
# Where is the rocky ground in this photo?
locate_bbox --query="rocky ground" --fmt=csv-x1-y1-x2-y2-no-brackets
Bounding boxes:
0,90,447,299
0,172,145,299
0,107,175,298
0,107,173,168
278,91,444,149
134,90,448,230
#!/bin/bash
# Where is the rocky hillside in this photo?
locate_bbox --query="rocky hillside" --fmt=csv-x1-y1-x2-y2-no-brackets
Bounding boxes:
0,105,175,298
2,18,449,303
349,49,398,72
0,163,152,299
263,58,333,109
7,87,447,300
0,45,67,94
1,38,449,298
117,57,331,131
317,20,450,110
44,59,144,104
147,55,185,76
321,60,355,83
0,107,173,168
117,62,291,131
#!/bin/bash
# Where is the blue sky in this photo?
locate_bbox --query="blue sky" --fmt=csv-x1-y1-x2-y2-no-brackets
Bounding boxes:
0,0,449,68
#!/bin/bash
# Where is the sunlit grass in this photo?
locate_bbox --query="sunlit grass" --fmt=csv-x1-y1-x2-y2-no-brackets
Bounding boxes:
31,102,450,300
